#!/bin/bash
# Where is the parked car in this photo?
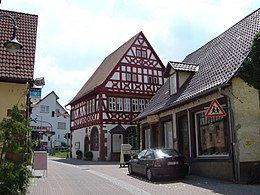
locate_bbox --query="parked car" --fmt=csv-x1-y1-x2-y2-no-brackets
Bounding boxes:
128,148,188,181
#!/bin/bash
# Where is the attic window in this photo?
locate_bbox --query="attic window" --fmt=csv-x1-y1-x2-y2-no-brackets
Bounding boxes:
136,48,146,58
136,49,141,57
170,73,177,95
142,50,146,58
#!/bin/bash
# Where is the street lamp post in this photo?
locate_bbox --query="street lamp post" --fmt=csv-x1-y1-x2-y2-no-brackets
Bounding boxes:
0,14,23,53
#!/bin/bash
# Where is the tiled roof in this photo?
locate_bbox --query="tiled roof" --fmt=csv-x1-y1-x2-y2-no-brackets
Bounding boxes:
0,9,38,83
169,61,199,72
136,8,260,120
164,61,199,77
68,31,143,104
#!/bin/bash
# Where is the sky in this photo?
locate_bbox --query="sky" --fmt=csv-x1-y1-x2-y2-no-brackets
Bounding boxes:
1,0,259,107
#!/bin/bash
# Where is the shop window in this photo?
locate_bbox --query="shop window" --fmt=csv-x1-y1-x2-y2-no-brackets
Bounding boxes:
164,121,173,148
195,112,228,157
145,129,151,149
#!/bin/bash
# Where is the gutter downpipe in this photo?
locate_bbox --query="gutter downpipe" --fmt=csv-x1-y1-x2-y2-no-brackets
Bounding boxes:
187,108,192,174
218,87,240,183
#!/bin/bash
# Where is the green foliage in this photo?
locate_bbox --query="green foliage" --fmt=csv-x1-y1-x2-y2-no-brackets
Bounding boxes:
239,32,260,90
84,151,93,160
0,105,32,195
76,149,83,159
0,105,31,155
0,158,31,195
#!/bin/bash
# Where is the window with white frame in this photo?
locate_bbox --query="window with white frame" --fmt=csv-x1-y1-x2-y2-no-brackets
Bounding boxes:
124,98,130,112
170,73,177,95
136,48,141,57
126,73,131,81
132,99,139,112
117,98,123,111
139,99,145,111
195,111,228,157
132,74,137,82
92,99,95,113
164,121,173,148
57,122,66,129
142,50,146,58
109,97,116,111
40,105,49,113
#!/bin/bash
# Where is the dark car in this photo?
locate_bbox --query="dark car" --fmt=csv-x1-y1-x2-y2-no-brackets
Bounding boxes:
128,148,188,181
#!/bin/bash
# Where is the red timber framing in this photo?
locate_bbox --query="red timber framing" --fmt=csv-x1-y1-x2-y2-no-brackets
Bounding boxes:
68,31,165,160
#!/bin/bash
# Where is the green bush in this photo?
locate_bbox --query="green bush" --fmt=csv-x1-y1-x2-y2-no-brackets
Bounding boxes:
0,105,32,194
0,161,31,195
76,149,83,159
84,151,93,161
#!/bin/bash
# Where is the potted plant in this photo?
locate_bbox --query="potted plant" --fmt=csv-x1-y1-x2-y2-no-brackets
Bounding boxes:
84,151,93,161
76,149,83,159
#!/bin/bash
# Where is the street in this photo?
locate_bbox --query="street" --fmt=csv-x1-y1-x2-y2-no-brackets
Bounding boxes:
28,157,260,195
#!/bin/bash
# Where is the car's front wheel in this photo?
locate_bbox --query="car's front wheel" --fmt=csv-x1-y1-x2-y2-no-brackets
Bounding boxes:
146,168,154,181
128,164,134,175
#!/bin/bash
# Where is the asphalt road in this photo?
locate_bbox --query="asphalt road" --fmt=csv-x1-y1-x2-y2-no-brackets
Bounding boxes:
28,157,260,195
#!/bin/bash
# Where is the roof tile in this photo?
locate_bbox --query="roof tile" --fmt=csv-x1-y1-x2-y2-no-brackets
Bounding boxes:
136,8,260,120
0,9,38,83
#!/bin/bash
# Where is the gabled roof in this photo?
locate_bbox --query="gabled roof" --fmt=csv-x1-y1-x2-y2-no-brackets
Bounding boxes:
35,91,67,113
164,61,199,77
0,9,38,83
68,31,145,105
136,8,260,120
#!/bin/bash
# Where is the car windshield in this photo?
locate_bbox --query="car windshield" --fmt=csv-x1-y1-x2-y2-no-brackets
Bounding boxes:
155,149,178,158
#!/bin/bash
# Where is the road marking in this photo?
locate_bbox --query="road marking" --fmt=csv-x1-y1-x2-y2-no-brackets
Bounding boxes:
87,169,152,195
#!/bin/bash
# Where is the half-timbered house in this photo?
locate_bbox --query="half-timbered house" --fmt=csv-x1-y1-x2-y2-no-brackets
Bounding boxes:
68,31,165,160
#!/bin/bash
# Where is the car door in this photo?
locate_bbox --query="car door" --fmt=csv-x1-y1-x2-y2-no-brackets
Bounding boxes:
132,150,147,174
139,149,155,175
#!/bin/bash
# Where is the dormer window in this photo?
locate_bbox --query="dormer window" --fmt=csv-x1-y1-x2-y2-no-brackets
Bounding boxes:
170,73,177,95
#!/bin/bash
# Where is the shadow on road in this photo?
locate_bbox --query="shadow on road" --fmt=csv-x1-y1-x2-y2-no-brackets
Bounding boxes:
49,156,119,166
127,173,260,195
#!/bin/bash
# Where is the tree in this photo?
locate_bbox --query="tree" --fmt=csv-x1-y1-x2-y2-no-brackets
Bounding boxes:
239,32,260,90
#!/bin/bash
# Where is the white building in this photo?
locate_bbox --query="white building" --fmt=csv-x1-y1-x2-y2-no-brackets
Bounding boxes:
30,91,70,151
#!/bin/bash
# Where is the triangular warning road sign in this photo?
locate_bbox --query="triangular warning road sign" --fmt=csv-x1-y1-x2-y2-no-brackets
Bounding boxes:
205,98,226,117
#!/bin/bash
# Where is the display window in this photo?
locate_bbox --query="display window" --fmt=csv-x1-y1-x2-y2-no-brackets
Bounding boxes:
195,111,229,157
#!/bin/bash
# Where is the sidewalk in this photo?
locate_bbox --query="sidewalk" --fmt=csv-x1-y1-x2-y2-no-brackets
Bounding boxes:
28,156,120,195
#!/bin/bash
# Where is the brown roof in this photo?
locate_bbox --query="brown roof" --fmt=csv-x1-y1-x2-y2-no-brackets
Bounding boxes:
0,9,38,83
136,8,260,120
69,31,144,104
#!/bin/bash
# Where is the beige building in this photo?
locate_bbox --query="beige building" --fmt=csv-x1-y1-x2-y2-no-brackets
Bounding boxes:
136,9,260,183
0,9,38,120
